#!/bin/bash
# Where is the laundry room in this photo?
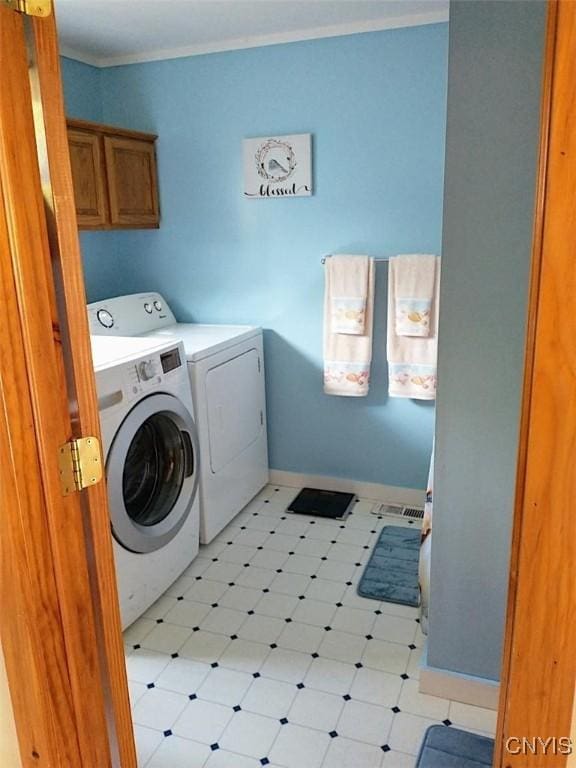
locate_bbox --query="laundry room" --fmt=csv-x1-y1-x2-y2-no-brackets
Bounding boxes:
40,0,548,766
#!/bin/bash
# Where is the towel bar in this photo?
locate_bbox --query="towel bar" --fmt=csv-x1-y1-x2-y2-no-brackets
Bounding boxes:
321,254,389,264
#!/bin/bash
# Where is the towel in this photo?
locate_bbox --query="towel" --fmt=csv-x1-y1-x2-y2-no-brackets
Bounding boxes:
324,256,375,397
328,255,370,334
393,254,436,337
387,254,440,399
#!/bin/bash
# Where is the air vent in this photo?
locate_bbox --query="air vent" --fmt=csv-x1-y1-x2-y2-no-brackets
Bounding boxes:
403,506,425,520
373,503,424,520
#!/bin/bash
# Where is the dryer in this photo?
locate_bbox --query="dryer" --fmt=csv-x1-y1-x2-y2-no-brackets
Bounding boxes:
91,335,200,627
88,294,269,544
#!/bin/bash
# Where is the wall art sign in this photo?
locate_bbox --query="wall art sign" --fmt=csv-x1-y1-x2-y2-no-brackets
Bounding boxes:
243,133,312,198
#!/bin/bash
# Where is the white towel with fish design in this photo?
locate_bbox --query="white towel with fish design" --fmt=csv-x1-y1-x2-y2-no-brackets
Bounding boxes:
328,255,371,334
393,254,436,336
387,254,440,399
324,256,375,396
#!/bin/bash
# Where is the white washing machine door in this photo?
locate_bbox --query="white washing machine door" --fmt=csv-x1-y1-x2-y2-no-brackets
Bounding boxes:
107,393,199,554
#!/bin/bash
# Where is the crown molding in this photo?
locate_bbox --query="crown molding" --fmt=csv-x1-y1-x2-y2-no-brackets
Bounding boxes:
60,45,105,68
61,9,448,69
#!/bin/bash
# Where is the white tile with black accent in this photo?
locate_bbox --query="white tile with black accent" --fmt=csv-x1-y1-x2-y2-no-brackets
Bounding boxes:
124,485,496,767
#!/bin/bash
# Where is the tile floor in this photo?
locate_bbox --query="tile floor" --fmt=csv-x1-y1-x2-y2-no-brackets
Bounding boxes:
125,485,497,767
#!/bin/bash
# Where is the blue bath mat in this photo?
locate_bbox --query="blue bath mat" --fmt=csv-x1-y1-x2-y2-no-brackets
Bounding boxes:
416,725,494,767
357,525,421,606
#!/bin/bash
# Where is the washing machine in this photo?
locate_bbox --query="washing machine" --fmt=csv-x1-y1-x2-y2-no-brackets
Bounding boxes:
88,294,269,544
91,334,200,628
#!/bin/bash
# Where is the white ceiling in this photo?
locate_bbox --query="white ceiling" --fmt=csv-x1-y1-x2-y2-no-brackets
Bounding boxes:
55,0,449,68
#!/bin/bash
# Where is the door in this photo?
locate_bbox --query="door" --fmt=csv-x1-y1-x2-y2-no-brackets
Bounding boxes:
0,3,135,767
67,127,108,227
104,135,159,227
107,394,199,553
206,347,265,473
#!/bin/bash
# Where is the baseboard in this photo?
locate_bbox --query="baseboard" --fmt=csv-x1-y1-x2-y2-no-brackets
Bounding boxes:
419,657,500,710
268,469,424,507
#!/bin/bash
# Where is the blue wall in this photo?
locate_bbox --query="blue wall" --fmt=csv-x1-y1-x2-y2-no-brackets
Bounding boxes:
429,0,545,681
61,57,102,122
62,25,448,490
61,57,124,294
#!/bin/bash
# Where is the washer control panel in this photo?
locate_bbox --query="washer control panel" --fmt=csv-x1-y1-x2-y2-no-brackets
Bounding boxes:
138,359,157,381
124,346,182,401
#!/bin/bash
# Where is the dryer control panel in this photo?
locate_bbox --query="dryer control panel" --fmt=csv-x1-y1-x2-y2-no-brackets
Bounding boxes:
88,292,177,336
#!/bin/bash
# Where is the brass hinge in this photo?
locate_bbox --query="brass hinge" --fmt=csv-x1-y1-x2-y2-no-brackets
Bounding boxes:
58,436,103,496
3,0,51,17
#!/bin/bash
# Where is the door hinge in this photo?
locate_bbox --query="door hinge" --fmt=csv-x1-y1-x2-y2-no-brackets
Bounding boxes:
3,0,51,17
258,357,261,373
58,436,103,496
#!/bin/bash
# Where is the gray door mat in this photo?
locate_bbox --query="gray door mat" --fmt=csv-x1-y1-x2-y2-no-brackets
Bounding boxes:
357,525,421,607
416,725,494,767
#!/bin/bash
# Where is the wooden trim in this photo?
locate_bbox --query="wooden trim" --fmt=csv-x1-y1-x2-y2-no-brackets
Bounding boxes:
495,1,576,765
67,116,157,141
32,12,137,768
78,221,160,231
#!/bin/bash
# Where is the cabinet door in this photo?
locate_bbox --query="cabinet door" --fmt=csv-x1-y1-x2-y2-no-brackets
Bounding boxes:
103,135,159,228
67,129,108,228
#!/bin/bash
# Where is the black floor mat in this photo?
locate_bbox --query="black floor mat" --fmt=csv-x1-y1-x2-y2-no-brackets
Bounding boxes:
288,488,355,520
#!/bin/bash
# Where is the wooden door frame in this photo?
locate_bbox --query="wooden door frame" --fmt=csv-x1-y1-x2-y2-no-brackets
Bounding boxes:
494,0,576,765
0,5,135,767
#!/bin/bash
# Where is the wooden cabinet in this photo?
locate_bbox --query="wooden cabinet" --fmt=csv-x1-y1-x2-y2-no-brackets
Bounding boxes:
68,128,108,227
103,135,159,227
66,118,159,230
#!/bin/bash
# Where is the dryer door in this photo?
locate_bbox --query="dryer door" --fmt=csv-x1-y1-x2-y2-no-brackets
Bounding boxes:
107,393,199,554
205,347,264,473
